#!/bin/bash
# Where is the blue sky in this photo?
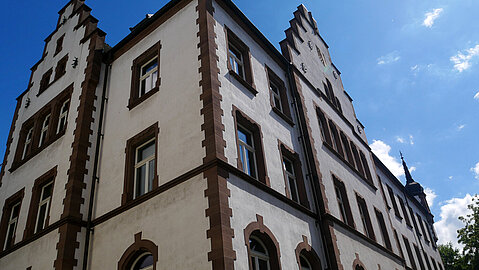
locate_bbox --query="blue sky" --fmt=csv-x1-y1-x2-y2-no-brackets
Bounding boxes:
0,0,477,247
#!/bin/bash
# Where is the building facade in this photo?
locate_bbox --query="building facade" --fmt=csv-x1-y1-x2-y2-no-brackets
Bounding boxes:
0,0,444,269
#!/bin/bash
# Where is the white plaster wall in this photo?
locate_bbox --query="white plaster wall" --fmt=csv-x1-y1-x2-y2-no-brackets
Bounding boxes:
334,225,404,269
228,175,327,270
94,0,203,218
88,174,210,269
0,1,99,252
0,229,60,269
285,11,368,143
213,1,315,207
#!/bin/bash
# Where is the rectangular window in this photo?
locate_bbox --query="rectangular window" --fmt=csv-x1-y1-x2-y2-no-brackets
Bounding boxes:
122,123,159,204
409,206,421,237
375,208,392,250
238,125,257,179
54,34,64,56
39,69,53,95
54,54,69,81
333,176,354,227
328,120,344,158
431,257,438,270
22,126,34,160
359,151,373,182
423,251,432,270
225,27,255,93
340,132,354,165
279,143,309,207
34,182,53,233
24,167,57,238
417,214,430,243
414,244,426,270
234,107,268,185
387,185,402,219
403,236,417,270
57,99,70,134
134,139,156,199
316,108,332,146
356,194,375,240
129,41,161,110
393,229,404,258
38,113,51,147
0,189,24,251
266,66,292,122
350,143,365,177
398,196,412,227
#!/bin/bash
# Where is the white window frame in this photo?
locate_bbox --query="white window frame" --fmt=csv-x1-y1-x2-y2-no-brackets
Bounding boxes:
269,81,283,112
57,99,70,134
228,43,245,79
34,181,53,233
4,202,20,250
250,236,270,270
22,127,34,159
130,252,154,270
139,57,158,97
283,157,299,203
39,114,51,147
237,125,257,178
134,138,156,199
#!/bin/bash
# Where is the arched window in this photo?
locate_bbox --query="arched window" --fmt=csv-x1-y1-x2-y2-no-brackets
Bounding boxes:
250,236,270,270
130,252,154,270
295,237,322,270
355,266,364,270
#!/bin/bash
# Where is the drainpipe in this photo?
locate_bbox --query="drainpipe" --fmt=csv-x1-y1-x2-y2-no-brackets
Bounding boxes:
286,63,333,270
82,62,110,270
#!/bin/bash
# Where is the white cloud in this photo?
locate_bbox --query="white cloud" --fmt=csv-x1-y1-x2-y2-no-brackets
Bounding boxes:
409,166,417,172
377,51,401,65
396,135,414,145
435,194,474,249
424,188,437,207
370,140,404,177
449,176,454,180
396,137,405,144
471,162,479,179
409,135,414,145
410,65,419,71
450,45,479,72
423,8,443,28
474,92,479,100
458,124,466,131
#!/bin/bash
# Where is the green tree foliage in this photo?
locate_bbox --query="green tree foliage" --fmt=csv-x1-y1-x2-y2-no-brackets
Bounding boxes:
457,195,479,269
438,243,465,270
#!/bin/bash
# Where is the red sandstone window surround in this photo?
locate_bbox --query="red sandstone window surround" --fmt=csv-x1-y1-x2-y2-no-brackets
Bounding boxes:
278,141,309,208
128,41,161,110
122,122,159,205
356,193,375,241
0,188,25,251
225,26,257,95
333,175,355,228
265,65,293,125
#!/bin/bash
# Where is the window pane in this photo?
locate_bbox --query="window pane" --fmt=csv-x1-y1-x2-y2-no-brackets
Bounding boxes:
283,159,294,174
136,165,146,197
11,204,20,218
251,257,256,270
258,259,268,270
5,223,16,247
148,159,155,192
142,60,157,75
250,238,266,254
133,254,153,270
289,177,298,202
247,150,256,178
42,183,53,200
138,141,155,162
36,204,48,232
273,97,282,110
229,47,242,61
238,129,248,144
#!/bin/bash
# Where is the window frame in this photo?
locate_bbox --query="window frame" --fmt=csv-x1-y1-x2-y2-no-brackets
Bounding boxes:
333,175,355,228
398,196,412,227
122,123,159,204
244,217,281,270
233,107,269,185
374,207,392,250
38,68,53,95
0,188,24,251
56,98,70,134
278,141,309,207
54,54,69,81
265,65,293,125
225,26,257,95
386,185,402,220
54,34,65,56
133,138,156,200
24,167,57,238
128,41,161,110
38,113,51,147
356,193,375,241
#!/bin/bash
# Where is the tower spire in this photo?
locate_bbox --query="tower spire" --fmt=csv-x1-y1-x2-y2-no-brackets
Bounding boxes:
400,151,414,185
